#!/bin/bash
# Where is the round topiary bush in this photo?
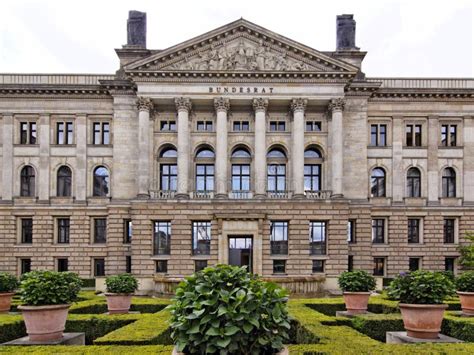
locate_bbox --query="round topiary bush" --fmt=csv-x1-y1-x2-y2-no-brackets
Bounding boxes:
105,273,138,294
19,271,82,306
338,270,376,292
0,272,19,293
168,265,290,354
387,270,455,304
456,271,474,292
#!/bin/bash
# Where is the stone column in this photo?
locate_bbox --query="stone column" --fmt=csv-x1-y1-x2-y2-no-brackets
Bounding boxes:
214,97,230,198
253,98,268,197
464,116,474,203
38,114,50,201
2,114,13,200
427,116,439,204
137,97,154,198
75,114,87,201
291,98,307,198
392,116,404,202
329,98,345,197
175,97,192,198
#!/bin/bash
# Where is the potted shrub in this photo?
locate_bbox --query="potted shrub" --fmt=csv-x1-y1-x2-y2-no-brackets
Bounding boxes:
338,270,376,315
168,265,290,354
0,272,19,313
387,271,455,339
455,271,474,316
18,271,81,341
104,273,138,314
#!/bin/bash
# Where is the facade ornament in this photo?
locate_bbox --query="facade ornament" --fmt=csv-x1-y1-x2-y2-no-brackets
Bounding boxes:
252,98,268,112
290,98,307,113
214,97,230,112
328,98,345,112
137,97,154,112
174,97,192,112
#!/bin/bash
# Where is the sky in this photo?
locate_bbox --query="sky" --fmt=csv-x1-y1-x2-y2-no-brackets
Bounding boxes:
0,0,473,77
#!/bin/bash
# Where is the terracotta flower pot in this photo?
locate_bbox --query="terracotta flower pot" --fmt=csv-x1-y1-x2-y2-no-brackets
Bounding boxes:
457,291,474,316
343,292,371,314
105,293,133,314
18,304,70,341
399,303,448,339
172,345,289,355
0,292,15,313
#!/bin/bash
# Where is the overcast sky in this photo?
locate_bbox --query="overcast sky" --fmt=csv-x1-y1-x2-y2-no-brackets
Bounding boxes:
1,0,472,77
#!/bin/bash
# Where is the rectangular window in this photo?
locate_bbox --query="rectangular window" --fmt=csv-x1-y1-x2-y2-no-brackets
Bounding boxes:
21,218,33,244
409,257,420,272
160,164,177,191
195,260,207,272
196,121,213,131
406,124,422,147
93,258,105,276
309,221,326,255
347,220,356,243
312,260,324,273
93,218,107,243
373,257,385,276
195,165,214,192
92,122,110,145
441,124,457,146
270,221,288,255
57,258,68,272
154,221,171,255
233,121,250,131
370,124,387,147
192,221,211,255
304,164,321,192
372,219,385,244
267,164,286,192
231,164,250,192
273,260,286,274
348,255,354,272
124,220,132,244
160,120,176,131
126,256,131,273
305,121,322,132
445,257,455,273
443,219,456,244
269,121,286,132
20,122,37,144
56,122,74,144
21,258,31,274
57,218,70,244
156,260,168,273
407,219,420,244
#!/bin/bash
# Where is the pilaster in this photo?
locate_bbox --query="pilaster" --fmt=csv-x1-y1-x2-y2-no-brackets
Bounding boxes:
137,97,154,198
38,114,50,201
329,98,345,197
214,97,230,198
392,116,404,202
253,98,268,197
1,114,13,200
290,98,307,198
75,114,87,201
175,97,192,198
427,115,439,204
463,116,474,203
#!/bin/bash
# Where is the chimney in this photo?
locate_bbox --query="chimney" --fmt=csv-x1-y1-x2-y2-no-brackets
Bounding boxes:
336,14,359,51
127,10,147,48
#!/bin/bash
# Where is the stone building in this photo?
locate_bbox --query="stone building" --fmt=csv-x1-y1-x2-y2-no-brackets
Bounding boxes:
0,12,473,294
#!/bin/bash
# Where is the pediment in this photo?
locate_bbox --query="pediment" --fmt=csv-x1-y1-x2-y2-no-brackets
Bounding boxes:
125,19,358,75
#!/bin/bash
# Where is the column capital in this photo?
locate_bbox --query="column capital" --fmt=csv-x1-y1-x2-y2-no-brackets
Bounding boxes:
290,98,307,113
137,97,154,112
214,97,230,113
328,98,345,112
252,98,268,112
175,97,192,112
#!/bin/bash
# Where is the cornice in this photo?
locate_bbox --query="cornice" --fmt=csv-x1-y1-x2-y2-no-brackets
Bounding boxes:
0,84,110,99
370,89,474,101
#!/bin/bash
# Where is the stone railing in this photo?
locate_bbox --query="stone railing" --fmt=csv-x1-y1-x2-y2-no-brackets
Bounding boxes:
0,73,115,85
229,191,253,199
367,77,474,89
306,190,332,199
266,190,292,199
149,190,176,199
192,191,215,199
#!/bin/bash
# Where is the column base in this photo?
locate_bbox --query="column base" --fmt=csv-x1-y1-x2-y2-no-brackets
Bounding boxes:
136,193,150,200
175,193,190,200
254,193,266,199
331,193,344,199
215,193,228,199
292,193,306,199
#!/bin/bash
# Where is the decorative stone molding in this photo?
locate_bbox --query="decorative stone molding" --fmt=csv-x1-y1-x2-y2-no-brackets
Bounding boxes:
252,98,268,112
137,97,153,112
328,98,345,112
174,97,192,112
290,98,307,113
213,97,230,112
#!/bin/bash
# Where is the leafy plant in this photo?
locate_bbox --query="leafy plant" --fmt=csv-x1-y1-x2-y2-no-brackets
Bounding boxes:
168,264,290,354
0,272,19,293
338,270,376,292
20,271,82,306
105,274,139,294
455,271,474,292
458,232,474,270
387,271,455,304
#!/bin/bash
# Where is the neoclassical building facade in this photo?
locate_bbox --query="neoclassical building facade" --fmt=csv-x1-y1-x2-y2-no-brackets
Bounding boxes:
0,13,473,294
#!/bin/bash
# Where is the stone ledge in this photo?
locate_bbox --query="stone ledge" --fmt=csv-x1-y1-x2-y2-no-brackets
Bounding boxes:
386,332,463,344
336,311,374,318
2,333,85,346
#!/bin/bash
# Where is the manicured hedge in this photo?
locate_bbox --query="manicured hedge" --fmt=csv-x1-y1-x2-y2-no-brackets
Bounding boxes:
69,297,168,314
0,345,174,354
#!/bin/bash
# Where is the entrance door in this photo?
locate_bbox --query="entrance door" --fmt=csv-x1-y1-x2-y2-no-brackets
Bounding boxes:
228,236,253,272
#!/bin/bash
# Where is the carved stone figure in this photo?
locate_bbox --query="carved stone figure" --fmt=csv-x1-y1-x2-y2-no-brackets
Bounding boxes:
255,41,266,70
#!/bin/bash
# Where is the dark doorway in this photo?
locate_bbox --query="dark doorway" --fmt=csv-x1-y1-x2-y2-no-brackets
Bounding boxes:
228,236,253,272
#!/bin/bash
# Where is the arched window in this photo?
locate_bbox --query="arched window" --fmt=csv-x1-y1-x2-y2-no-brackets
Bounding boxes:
93,166,109,197
231,147,251,194
20,166,35,197
231,147,251,158
406,167,421,198
267,148,286,159
370,168,386,197
442,168,456,198
159,147,177,191
195,147,215,192
304,147,323,192
267,148,287,193
57,166,72,197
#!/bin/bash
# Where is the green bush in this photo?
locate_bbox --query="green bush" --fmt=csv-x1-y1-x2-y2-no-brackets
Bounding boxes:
455,271,474,292
81,278,96,288
350,314,404,341
168,265,291,354
338,270,376,292
0,272,19,293
105,274,139,294
387,270,455,304
19,271,82,306
458,232,474,269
